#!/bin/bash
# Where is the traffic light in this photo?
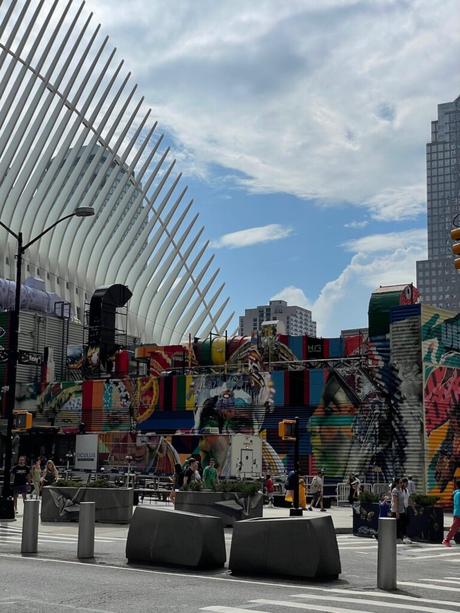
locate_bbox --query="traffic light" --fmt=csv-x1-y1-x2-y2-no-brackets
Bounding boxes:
278,419,297,441
451,227,460,269
13,411,32,430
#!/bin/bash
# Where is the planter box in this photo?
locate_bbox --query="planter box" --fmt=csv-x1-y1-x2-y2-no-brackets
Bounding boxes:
406,505,444,543
352,502,444,543
175,491,263,527
352,502,379,538
41,486,133,524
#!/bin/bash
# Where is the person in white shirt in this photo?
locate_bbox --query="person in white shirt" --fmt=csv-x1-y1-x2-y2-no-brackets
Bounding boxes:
407,476,416,496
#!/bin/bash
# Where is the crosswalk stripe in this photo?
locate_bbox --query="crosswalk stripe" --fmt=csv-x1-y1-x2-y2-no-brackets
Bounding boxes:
0,536,119,544
406,552,460,560
298,586,460,609
399,582,460,593
339,545,377,551
251,600,374,613
420,579,459,585
290,593,460,613
0,528,127,541
201,607,269,613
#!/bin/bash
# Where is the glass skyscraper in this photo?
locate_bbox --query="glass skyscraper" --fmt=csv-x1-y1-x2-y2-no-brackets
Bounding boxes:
416,95,460,309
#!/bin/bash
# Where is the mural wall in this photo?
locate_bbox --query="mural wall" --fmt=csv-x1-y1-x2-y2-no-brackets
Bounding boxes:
422,304,460,506
4,288,459,506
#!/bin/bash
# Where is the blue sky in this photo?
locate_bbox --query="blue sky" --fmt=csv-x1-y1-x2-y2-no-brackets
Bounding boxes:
87,0,459,337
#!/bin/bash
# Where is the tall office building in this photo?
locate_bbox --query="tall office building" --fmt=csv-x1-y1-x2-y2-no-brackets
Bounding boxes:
239,300,317,336
416,95,460,309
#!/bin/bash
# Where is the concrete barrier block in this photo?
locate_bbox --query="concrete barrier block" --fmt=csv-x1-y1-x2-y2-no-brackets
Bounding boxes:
126,506,226,569
229,515,341,579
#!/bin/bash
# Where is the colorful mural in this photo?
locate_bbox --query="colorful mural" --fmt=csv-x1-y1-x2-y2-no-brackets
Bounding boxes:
16,309,460,509
422,304,460,506
38,382,82,433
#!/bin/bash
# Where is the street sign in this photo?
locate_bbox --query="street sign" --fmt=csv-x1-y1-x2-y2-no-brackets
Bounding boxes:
18,350,42,366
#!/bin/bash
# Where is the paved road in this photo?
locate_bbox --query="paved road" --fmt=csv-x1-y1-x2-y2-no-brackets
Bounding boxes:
1,503,459,612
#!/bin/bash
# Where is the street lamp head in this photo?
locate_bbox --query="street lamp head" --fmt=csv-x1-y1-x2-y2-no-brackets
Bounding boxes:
74,206,95,217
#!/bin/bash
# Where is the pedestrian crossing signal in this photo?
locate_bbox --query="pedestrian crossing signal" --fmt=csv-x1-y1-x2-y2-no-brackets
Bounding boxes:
278,419,296,441
13,411,32,430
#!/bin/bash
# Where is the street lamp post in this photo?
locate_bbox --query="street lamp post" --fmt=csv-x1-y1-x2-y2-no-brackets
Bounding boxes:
0,207,94,519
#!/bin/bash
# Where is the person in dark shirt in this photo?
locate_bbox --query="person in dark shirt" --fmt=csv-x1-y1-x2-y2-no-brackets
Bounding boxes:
183,459,200,487
12,456,31,514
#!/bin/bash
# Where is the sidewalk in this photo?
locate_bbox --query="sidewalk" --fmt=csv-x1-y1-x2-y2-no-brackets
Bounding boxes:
262,503,353,532
3,498,454,535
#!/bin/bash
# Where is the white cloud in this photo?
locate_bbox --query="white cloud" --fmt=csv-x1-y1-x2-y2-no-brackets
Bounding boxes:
344,220,368,229
210,223,292,249
272,228,427,336
87,0,458,221
342,228,426,254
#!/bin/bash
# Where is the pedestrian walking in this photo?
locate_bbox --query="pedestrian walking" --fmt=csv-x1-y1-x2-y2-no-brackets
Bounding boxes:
183,458,200,487
379,493,390,518
41,460,59,488
284,468,297,505
407,475,416,496
443,478,460,547
203,458,218,490
347,473,360,504
11,456,31,514
264,474,275,507
169,463,184,502
31,459,42,499
307,470,323,511
391,478,408,542
401,478,413,543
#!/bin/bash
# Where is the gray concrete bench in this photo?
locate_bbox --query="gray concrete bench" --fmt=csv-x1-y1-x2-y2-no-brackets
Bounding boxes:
126,506,226,569
229,515,341,579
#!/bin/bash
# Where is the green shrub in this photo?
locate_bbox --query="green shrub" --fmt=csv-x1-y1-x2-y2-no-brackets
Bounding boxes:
412,494,440,507
85,478,113,488
359,490,379,503
215,480,261,496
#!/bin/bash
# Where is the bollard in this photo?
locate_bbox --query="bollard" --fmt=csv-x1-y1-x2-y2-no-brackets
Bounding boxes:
377,517,397,591
78,502,95,559
21,499,40,554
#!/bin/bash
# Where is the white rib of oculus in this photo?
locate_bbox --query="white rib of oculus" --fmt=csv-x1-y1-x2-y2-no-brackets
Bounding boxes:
0,0,233,343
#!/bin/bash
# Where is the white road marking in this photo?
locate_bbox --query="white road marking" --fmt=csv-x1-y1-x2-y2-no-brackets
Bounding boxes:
0,553,341,589
201,607,269,613
291,593,460,613
339,545,377,550
0,535,118,544
0,597,114,612
420,579,459,585
298,586,460,609
398,581,460,592
251,600,375,613
406,552,460,561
